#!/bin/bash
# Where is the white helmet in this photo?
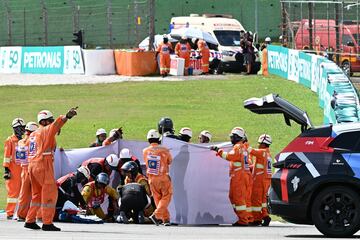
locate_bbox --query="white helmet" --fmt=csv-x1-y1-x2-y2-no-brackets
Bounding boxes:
120,148,131,159
12,118,25,128
230,127,245,138
199,130,212,141
96,128,106,136
265,37,271,42
105,154,120,168
147,129,160,139
77,166,90,180
179,127,192,138
37,110,53,123
25,122,38,132
258,134,272,145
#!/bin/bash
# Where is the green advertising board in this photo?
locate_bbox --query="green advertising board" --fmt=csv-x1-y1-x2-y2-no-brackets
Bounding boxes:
21,47,64,74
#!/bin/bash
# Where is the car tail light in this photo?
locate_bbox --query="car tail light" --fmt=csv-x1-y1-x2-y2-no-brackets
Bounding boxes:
273,159,303,169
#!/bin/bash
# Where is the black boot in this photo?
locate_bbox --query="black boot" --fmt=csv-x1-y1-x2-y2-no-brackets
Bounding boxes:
248,221,262,226
117,211,128,224
42,224,61,231
232,221,248,227
262,216,271,226
163,220,171,226
24,222,41,230
137,211,145,224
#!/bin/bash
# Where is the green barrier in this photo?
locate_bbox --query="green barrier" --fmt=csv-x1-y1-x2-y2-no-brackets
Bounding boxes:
267,45,289,79
21,46,64,74
267,45,360,124
299,52,312,88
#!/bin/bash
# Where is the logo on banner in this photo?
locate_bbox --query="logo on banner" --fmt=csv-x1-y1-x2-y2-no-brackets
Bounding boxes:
9,50,19,68
23,52,61,68
298,53,311,88
0,47,22,73
267,46,288,78
73,50,80,68
63,46,84,74
288,49,299,82
65,49,80,69
21,46,64,74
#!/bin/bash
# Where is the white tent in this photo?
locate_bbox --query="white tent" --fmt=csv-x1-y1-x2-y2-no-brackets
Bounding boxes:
170,27,218,45
138,34,178,50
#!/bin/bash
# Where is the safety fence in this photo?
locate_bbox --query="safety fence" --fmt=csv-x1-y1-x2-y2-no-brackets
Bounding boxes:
0,45,207,76
0,0,151,48
267,45,360,124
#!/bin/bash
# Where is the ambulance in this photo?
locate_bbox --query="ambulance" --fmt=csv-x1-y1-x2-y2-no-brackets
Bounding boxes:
170,14,260,73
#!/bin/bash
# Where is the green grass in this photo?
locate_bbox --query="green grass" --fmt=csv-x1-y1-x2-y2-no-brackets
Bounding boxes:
0,75,323,209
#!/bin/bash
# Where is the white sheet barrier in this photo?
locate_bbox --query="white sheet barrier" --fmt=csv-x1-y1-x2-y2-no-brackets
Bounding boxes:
54,138,237,225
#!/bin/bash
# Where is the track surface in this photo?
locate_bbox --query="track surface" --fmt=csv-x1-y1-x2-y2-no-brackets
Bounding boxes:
0,216,342,240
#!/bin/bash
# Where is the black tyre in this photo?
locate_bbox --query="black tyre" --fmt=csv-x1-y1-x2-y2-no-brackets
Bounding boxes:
210,58,223,75
311,186,360,237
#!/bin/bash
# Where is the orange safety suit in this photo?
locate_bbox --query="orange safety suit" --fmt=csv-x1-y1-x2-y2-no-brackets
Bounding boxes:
242,142,253,223
156,42,172,75
124,173,155,217
102,138,112,146
218,142,250,225
25,116,67,225
262,48,269,76
197,39,210,73
16,135,32,219
175,42,191,74
143,143,172,222
3,134,22,218
249,147,272,222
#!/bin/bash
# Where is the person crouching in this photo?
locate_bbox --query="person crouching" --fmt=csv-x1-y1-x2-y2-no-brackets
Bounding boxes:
116,161,154,224
81,173,119,221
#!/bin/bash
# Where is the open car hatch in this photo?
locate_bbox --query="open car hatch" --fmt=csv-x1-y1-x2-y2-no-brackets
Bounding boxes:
244,94,313,131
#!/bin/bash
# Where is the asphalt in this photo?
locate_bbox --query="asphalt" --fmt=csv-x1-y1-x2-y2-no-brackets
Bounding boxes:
0,215,350,240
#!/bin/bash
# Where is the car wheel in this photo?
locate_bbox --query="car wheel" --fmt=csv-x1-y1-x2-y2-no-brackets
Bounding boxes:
311,186,360,237
341,61,351,77
215,62,224,75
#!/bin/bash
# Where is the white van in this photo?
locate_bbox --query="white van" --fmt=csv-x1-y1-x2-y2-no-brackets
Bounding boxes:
171,14,259,73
